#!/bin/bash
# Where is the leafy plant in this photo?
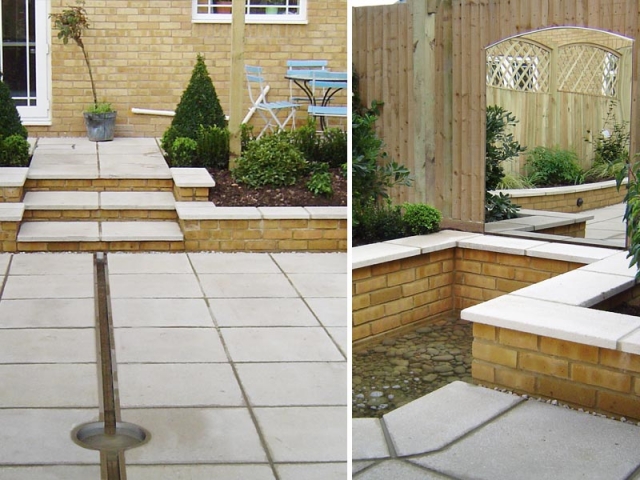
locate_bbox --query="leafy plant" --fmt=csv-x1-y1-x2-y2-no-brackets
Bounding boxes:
307,163,333,197
524,146,583,187
232,132,308,188
85,102,113,114
585,102,630,182
485,192,521,222
353,203,405,246
317,128,347,168
485,105,526,192
617,158,640,280
171,137,198,167
0,134,30,167
196,125,229,169
496,172,534,190
161,54,226,164
401,203,441,235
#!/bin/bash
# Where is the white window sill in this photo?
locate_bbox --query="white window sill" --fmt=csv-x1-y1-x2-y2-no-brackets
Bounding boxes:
192,15,308,24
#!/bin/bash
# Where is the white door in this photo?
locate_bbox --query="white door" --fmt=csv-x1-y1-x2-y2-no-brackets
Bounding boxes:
1,0,50,124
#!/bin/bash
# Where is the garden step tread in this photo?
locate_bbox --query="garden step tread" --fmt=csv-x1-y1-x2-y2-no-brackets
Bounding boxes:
23,191,175,210
17,221,183,243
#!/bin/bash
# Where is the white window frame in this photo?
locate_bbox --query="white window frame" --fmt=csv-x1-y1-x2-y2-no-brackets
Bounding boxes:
192,0,308,25
0,0,51,125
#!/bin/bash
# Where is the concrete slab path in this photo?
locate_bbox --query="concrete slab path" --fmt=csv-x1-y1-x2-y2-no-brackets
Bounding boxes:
0,252,347,479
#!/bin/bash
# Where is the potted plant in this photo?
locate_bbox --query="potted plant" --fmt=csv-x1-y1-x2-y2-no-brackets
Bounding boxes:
50,2,116,142
263,0,281,15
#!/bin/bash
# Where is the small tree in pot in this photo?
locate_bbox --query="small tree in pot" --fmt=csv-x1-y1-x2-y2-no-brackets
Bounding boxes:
50,1,116,141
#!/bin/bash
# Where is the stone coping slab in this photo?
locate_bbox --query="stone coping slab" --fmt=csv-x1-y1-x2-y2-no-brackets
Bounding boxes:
171,168,215,188
0,167,29,187
176,203,346,221
492,178,624,198
0,203,24,221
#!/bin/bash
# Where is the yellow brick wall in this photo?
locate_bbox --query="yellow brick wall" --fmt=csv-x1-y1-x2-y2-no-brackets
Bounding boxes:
511,185,625,213
473,325,640,421
29,0,347,138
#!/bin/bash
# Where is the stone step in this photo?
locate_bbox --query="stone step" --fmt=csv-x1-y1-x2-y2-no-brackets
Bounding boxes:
16,221,184,252
22,191,177,221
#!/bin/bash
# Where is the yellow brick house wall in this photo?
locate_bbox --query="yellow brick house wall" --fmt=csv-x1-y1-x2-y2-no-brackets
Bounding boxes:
29,0,347,138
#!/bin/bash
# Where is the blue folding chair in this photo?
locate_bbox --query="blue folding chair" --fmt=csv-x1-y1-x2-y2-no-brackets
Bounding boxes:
245,65,299,138
307,71,348,129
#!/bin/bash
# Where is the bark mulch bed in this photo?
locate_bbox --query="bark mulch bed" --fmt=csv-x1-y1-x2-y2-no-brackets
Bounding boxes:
208,168,347,207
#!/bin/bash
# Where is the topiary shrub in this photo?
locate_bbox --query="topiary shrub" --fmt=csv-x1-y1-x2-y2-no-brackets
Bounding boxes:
161,54,226,165
0,135,30,167
0,75,28,140
525,146,583,187
232,132,308,188
196,125,229,169
171,137,198,167
401,203,441,235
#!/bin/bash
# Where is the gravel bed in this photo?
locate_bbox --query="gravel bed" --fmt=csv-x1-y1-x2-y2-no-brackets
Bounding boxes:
352,316,473,418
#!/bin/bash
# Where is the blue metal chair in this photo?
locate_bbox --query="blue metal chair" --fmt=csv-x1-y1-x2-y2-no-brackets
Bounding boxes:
245,65,299,138
308,71,348,129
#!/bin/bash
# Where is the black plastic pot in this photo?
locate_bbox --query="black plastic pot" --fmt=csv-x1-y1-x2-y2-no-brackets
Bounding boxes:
83,111,117,142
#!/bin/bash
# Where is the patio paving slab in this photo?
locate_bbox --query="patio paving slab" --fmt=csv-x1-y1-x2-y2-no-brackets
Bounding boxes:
0,466,101,480
3,274,94,299
306,297,347,326
123,408,268,464
110,298,213,327
0,254,11,274
271,252,347,274
288,273,348,297
200,273,298,298
0,329,96,363
352,418,390,460
0,409,99,464
0,299,94,328
0,364,98,407
126,465,275,480
9,253,93,275
114,327,227,363
254,406,347,462
355,460,448,479
189,252,281,274
412,400,640,480
17,222,100,242
208,298,320,327
117,363,244,407
276,463,348,480
236,362,347,406
327,326,347,354
108,273,202,298
108,252,192,274
221,327,344,362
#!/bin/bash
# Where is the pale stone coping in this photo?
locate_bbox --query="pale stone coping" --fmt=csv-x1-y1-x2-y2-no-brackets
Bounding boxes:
485,210,594,234
23,191,99,210
171,168,216,188
526,242,618,264
100,191,175,210
352,242,422,270
0,167,29,187
176,203,347,222
0,203,25,221
458,235,548,256
492,178,626,198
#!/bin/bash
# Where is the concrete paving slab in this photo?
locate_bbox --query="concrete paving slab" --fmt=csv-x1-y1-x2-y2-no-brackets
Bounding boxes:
254,406,347,462
258,206,309,219
306,297,347,326
511,270,634,307
27,164,99,179
118,363,244,407
236,362,347,406
276,463,348,480
383,382,523,456
0,466,101,480
123,408,268,464
352,242,420,269
326,326,347,355
413,400,640,480
458,235,548,255
462,294,640,349
0,167,29,187
221,327,344,362
108,273,202,298
352,418,390,460
3,274,94,299
288,273,348,297
17,222,100,242
110,298,213,327
114,327,227,363
0,409,99,464
354,460,449,479
100,191,175,210
100,221,183,241
0,329,96,363
171,167,216,187
0,299,94,328
99,163,172,179
107,252,192,274
23,191,99,210
97,137,158,147
208,298,319,327
189,252,280,274
0,364,98,407
271,252,347,273
9,253,93,275
353,461,377,475
200,274,298,298
175,201,217,220
126,465,275,480
0,254,11,275
29,153,97,165
386,230,480,253
304,206,348,219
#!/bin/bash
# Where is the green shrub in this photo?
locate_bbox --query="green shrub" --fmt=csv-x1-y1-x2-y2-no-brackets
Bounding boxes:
232,132,308,188
401,203,441,235
196,125,229,169
485,192,520,222
617,157,640,280
317,128,347,168
585,104,630,182
85,102,113,114
485,105,525,192
171,137,198,167
161,54,226,165
291,119,320,162
525,146,583,187
353,203,405,246
241,123,255,151
0,134,30,167
0,76,28,140
307,163,333,197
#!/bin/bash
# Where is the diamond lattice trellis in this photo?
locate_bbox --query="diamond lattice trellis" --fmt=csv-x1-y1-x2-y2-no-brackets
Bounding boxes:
486,40,550,93
558,44,619,97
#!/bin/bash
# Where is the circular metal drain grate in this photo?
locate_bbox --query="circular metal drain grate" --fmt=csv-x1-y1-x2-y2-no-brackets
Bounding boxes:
72,422,150,452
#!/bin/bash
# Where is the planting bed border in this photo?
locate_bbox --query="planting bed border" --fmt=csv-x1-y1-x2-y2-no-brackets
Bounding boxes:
353,231,640,420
